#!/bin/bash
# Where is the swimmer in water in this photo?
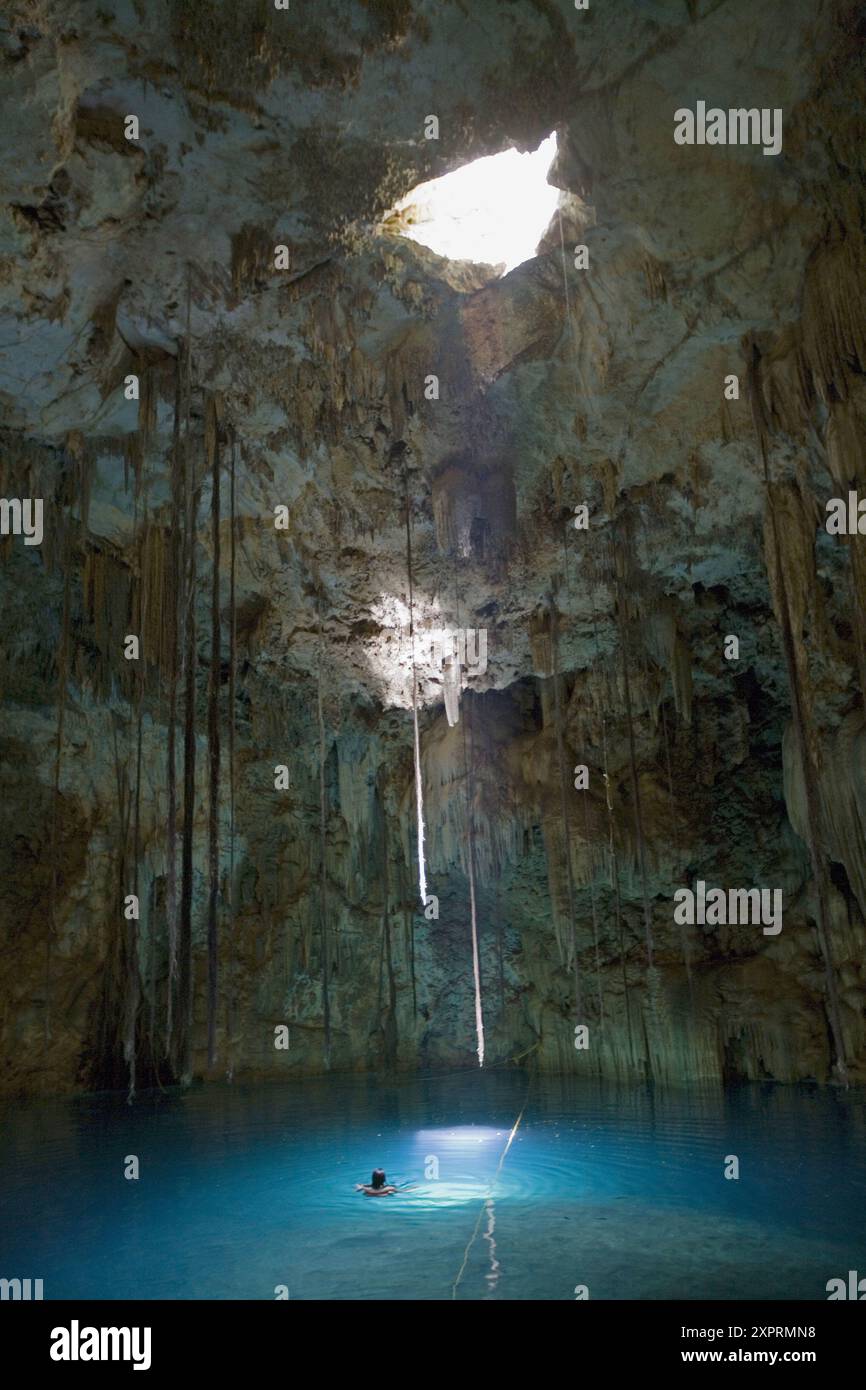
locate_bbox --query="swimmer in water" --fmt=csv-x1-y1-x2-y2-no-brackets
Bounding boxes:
355,1168,398,1196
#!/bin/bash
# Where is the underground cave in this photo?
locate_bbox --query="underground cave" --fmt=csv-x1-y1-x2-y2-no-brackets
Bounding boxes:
1,0,865,1328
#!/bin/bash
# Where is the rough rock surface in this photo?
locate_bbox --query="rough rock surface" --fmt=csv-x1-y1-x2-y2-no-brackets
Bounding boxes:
2,0,865,1096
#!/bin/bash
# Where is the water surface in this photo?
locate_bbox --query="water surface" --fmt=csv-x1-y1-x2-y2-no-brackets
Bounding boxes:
1,1071,863,1300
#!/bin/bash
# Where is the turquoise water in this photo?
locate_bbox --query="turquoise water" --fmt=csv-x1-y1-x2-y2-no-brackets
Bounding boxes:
1,1072,864,1300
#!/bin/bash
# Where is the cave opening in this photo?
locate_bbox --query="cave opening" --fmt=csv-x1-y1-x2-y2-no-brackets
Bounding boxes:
387,132,559,274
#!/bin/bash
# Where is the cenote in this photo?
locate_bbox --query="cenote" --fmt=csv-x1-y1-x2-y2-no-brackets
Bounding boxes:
2,0,866,1320
2,1073,864,1301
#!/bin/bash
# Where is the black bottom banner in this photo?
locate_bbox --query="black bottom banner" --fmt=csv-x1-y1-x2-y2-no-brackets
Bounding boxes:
4,1298,861,1375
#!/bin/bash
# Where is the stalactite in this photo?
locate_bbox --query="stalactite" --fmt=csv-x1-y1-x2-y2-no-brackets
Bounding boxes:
138,363,157,455
845,535,866,705
176,281,198,1085
127,443,151,1105
77,446,94,534
136,524,172,671
47,542,72,1046
79,546,119,693
226,427,237,1078
496,886,506,1016
206,393,221,1070
661,701,693,993
126,667,143,1104
141,481,170,1081
400,859,417,1020
380,784,397,1067
106,717,134,1088
418,723,529,890
748,340,848,1083
593,607,636,1072
317,595,331,1068
563,528,603,1035
402,464,427,906
556,206,589,399
612,780,635,1072
452,560,485,1068
614,552,654,972
579,729,605,1034
164,348,184,1057
632,555,671,1039
376,879,386,1018
410,892,417,1020
462,693,485,1067
614,553,658,1082
147,873,157,1066
443,649,461,727
549,594,582,1021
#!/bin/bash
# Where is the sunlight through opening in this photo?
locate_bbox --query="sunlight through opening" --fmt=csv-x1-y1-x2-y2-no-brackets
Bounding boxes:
391,132,559,274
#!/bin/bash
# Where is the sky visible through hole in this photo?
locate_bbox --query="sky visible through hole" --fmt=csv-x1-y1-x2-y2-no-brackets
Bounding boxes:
395,132,559,274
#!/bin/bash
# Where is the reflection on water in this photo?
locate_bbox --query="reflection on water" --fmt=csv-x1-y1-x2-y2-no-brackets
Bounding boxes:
0,1071,864,1300
483,1201,499,1297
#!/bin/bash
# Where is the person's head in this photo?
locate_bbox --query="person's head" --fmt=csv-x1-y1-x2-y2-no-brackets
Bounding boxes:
371,1169,387,1190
